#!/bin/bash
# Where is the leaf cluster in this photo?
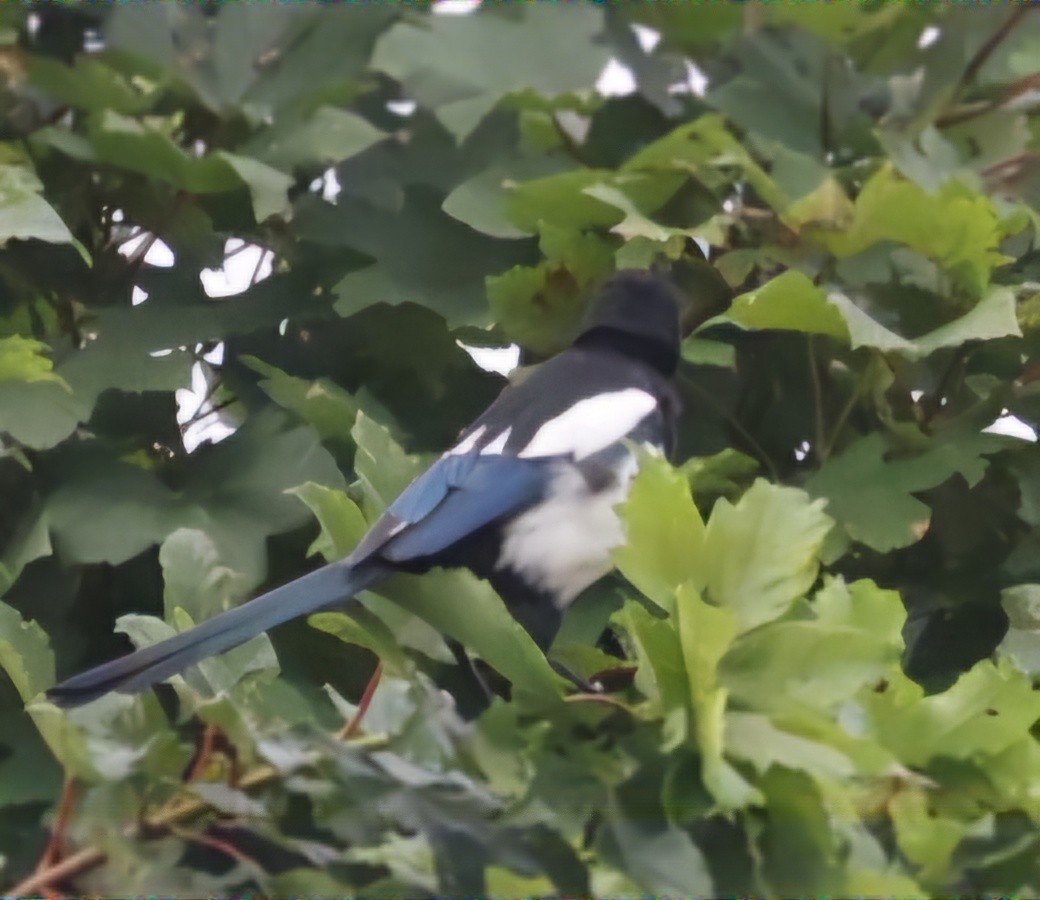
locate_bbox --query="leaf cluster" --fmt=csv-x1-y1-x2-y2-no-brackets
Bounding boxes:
3,4,1040,895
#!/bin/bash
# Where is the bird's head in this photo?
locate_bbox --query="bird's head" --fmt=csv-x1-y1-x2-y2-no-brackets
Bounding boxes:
575,270,682,375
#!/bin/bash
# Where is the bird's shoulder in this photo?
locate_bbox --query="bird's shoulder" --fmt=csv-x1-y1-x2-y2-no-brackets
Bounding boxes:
459,345,677,459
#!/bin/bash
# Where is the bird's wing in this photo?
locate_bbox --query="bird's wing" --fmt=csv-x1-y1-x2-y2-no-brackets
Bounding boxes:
349,452,554,564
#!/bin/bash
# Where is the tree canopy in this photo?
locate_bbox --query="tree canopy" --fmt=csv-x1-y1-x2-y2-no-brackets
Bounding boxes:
3,4,1040,895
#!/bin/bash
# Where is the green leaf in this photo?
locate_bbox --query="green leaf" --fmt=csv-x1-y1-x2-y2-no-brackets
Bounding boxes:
998,584,1040,676
681,338,736,369
0,600,54,702
371,5,609,140
310,609,412,676
726,275,1020,360
486,265,583,356
866,658,1040,766
676,582,762,810
442,156,570,238
26,54,157,114
89,111,241,194
216,152,294,222
286,482,368,562
0,336,67,385
725,711,855,780
819,167,1012,294
724,270,849,340
598,793,715,896
613,453,705,611
351,410,424,513
699,480,832,630
806,431,1010,552
0,379,82,449
248,107,386,170
890,787,971,886
158,528,249,624
721,578,906,714
0,163,73,246
0,505,51,595
243,356,358,452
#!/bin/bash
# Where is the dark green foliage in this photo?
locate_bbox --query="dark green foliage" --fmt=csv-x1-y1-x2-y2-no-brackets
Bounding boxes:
3,4,1040,894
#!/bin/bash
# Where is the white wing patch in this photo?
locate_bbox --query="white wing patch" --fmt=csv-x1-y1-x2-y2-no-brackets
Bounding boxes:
481,427,512,455
518,388,657,460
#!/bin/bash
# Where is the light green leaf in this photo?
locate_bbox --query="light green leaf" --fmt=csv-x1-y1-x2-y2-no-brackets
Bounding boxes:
159,528,249,624
676,582,761,810
0,336,67,385
351,410,425,513
287,482,368,562
724,270,849,340
613,453,706,611
890,787,971,886
0,600,54,702
819,167,1011,294
681,338,736,369
721,578,905,714
725,711,855,780
0,164,73,246
310,609,412,676
866,658,1040,766
998,584,1040,675
699,479,832,630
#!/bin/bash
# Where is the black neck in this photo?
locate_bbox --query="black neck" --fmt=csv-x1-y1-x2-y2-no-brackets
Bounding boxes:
574,326,678,376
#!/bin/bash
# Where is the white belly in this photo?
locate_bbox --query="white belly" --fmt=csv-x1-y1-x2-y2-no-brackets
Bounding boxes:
495,454,639,607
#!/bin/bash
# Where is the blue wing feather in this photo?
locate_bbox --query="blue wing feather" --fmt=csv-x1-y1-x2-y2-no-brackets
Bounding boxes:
356,453,551,564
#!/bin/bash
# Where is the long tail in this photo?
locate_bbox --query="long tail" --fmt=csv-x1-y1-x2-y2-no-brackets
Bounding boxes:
47,560,388,708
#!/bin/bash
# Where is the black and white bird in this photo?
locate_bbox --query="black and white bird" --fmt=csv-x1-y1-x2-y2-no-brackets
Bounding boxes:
48,270,682,707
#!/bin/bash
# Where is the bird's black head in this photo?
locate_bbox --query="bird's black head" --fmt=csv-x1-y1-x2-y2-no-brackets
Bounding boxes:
575,270,682,375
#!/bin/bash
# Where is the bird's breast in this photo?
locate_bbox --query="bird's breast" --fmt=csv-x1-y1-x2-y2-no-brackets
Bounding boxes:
494,450,643,607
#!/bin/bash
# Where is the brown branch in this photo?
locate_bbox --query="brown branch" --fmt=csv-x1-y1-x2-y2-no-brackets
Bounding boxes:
337,660,384,741
185,723,220,783
7,847,106,899
34,777,80,872
4,716,390,896
956,5,1033,97
167,823,257,867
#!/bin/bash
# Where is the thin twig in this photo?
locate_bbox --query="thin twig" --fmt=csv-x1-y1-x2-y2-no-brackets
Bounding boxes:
7,847,106,898
337,661,384,741
5,706,388,896
921,346,969,429
821,378,866,462
185,723,220,783
167,823,257,867
955,5,1033,97
34,777,80,873
682,375,780,482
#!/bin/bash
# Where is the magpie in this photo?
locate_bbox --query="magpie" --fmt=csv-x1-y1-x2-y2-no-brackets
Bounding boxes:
47,270,682,707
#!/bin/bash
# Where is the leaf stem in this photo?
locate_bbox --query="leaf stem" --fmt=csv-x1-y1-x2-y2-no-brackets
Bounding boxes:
681,374,780,482
807,336,826,462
